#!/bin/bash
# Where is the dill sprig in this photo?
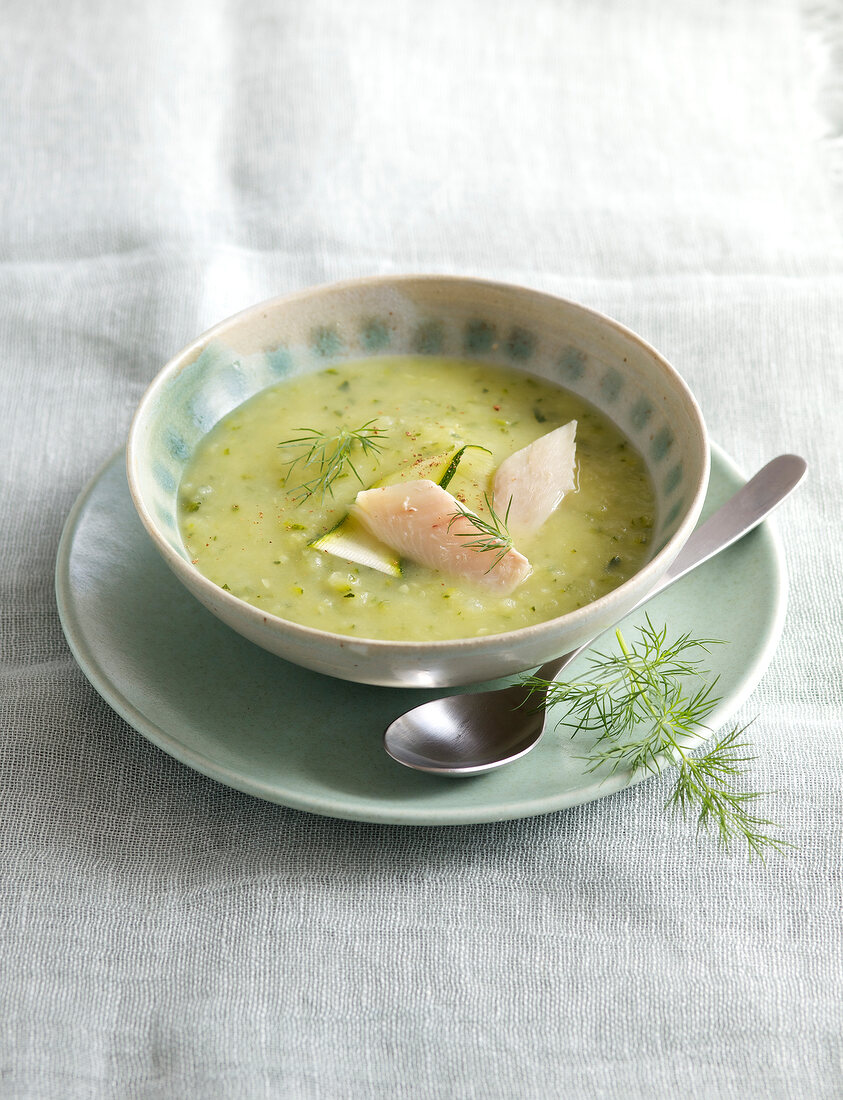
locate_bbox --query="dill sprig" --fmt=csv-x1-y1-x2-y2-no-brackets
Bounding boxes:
521,617,789,860
448,494,515,572
278,419,388,501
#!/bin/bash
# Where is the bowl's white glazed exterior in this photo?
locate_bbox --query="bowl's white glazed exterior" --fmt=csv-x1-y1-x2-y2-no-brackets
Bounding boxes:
127,276,709,687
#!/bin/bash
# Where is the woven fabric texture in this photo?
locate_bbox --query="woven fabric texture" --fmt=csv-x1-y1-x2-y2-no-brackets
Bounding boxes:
1,1,841,1097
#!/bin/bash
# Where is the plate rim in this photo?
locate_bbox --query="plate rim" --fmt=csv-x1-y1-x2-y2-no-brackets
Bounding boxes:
55,443,788,826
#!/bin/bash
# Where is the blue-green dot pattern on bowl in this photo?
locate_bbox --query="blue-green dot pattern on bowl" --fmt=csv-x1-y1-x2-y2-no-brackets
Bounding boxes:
631,396,652,430
663,497,685,530
600,368,623,402
504,326,535,361
154,501,176,532
558,346,586,381
152,462,176,494
464,319,497,352
141,312,691,573
267,346,292,375
360,318,391,352
164,427,189,462
311,326,343,357
651,426,674,462
412,320,445,355
664,462,683,495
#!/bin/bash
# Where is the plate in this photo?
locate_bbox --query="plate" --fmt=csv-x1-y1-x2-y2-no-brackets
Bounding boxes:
55,445,786,825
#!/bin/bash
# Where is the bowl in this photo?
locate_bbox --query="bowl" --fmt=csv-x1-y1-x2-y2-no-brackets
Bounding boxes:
127,275,709,687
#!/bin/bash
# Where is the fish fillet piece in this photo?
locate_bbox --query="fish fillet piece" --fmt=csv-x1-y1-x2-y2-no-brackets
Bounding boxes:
493,420,577,536
352,479,532,595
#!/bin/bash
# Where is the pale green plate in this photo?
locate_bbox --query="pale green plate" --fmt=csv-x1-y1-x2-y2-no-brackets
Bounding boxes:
55,444,786,825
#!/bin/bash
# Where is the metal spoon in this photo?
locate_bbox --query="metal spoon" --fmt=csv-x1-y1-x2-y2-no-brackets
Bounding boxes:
384,454,807,776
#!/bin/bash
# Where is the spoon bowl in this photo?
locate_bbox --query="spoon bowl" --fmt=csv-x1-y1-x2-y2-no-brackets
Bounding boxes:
384,455,807,775
384,683,546,775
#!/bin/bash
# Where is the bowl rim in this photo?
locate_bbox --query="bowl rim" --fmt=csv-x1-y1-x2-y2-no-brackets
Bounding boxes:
126,273,710,657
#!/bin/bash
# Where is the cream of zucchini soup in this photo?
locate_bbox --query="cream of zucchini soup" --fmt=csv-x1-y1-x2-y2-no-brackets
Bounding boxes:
178,356,656,641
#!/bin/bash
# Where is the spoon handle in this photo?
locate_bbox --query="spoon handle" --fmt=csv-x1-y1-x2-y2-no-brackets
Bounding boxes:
534,453,807,683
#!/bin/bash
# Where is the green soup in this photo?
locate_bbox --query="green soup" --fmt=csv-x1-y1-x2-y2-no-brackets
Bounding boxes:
178,356,655,640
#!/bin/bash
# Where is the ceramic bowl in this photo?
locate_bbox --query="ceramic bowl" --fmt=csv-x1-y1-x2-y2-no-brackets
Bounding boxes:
127,275,709,687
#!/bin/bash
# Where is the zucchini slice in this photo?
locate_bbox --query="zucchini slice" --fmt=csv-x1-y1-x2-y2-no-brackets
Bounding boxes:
310,513,402,577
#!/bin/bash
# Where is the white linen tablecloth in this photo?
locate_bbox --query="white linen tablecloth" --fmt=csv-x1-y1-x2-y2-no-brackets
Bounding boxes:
2,1,841,1096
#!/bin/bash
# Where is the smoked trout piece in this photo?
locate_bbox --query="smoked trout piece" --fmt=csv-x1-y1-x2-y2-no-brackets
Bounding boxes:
493,420,577,536
352,480,532,595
